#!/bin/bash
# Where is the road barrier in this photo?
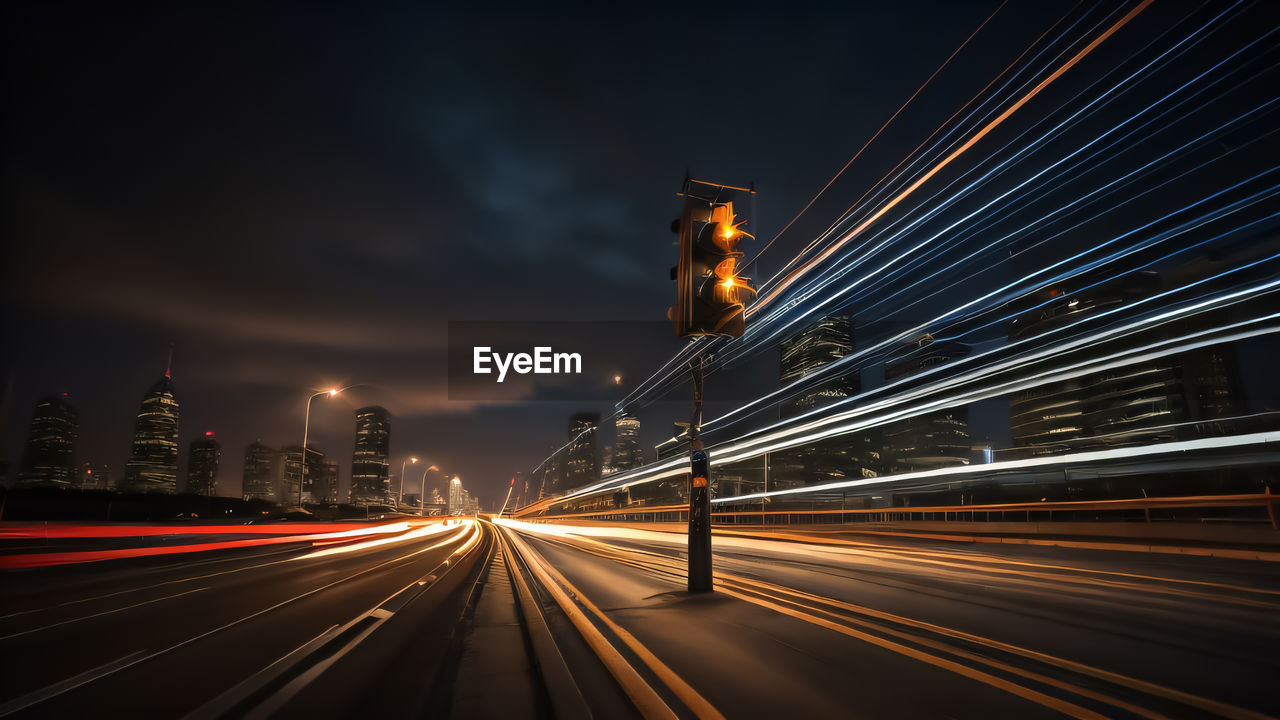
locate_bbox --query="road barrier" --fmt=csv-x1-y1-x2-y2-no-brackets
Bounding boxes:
515,489,1279,530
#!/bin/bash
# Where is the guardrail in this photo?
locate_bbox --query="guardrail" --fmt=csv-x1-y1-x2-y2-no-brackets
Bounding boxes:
514,490,1279,529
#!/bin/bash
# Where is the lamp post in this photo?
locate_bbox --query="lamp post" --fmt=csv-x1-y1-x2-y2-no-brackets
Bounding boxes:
419,464,439,516
397,456,419,508
299,385,356,508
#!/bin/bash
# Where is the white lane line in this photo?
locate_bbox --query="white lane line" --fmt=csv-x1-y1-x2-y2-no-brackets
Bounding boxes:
0,525,473,715
9,525,431,622
0,650,148,717
0,548,307,624
0,609,42,621
184,523,483,720
177,624,344,720
0,587,210,641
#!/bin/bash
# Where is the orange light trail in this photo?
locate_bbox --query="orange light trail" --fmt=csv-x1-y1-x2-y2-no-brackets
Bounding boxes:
746,0,1012,268
749,0,1154,316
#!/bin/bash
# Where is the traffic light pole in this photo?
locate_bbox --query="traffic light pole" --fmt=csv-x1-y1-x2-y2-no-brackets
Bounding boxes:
688,358,712,592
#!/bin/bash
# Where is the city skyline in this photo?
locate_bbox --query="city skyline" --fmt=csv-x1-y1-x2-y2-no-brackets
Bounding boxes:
6,0,1279,510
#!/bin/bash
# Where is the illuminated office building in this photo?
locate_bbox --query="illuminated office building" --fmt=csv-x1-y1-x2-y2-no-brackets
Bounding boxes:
773,316,877,489
613,414,643,471
123,369,180,494
242,442,281,502
565,413,600,491
317,459,340,504
779,315,858,419
882,335,971,473
1006,271,1237,457
186,432,221,496
282,445,325,505
18,394,78,488
448,475,464,514
350,406,391,504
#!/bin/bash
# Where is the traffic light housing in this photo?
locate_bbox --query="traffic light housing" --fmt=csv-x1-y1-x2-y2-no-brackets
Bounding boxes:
668,198,754,338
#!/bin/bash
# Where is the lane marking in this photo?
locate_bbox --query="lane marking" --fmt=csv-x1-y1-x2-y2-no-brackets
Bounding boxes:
723,580,1172,720
0,587,209,641
0,526,474,714
490,523,593,720
732,529,1280,597
525,530,1103,718
512,533,726,720
184,522,483,720
527,529,1276,720
0,650,148,717
503,529,685,720
718,584,1108,718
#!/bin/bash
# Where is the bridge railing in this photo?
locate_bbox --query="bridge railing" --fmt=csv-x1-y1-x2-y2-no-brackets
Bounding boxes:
515,490,1279,530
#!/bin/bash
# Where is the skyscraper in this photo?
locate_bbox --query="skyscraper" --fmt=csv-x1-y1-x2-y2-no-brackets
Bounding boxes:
317,459,340,504
613,413,643,472
124,367,180,494
282,445,325,505
18,394,78,488
779,315,858,419
186,432,221,496
448,475,464,515
882,334,971,473
1007,270,1240,457
772,316,877,490
350,406,391,504
565,412,600,491
242,442,281,502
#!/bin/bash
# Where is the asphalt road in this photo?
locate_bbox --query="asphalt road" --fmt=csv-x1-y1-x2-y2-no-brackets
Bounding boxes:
498,520,1280,720
0,519,487,719
5,517,1278,719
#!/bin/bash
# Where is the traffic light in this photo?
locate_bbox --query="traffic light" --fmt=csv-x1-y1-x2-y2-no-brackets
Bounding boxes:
668,198,754,338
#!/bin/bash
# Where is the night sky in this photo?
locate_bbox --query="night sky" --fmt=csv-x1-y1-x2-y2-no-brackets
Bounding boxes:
7,0,1211,506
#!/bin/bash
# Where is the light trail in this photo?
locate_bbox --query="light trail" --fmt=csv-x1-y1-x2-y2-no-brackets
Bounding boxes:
616,2,1251,419
0,519,452,569
613,2,1116,413
738,4,1256,356
533,310,1280,511
518,3,1278,522
705,195,1280,438
746,0,1013,267
748,0,1156,316
500,523,1277,718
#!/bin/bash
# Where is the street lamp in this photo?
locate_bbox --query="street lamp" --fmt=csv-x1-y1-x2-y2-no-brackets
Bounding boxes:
299,385,354,508
419,464,439,516
397,456,419,508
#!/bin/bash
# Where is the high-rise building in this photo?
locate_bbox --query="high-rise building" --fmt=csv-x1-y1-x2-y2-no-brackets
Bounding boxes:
601,445,615,475
565,412,600,491
538,450,563,498
779,315,858,419
282,445,325,505
186,432,221,497
351,406,391,504
613,413,643,472
19,394,78,488
317,459,340,504
882,334,971,473
771,316,877,490
448,475,464,515
242,442,281,502
124,368,180,494
1007,270,1241,457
